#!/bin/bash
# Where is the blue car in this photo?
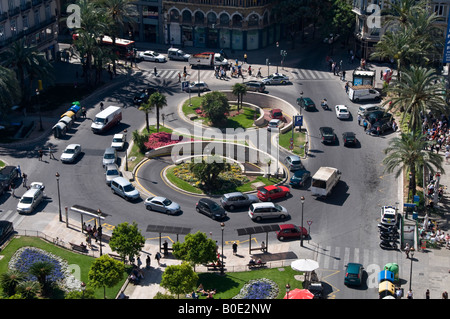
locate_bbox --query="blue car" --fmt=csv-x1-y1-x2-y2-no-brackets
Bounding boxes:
289,169,311,188
344,263,364,286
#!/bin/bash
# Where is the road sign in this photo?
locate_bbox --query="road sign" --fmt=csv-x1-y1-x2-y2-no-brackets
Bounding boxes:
289,138,294,150
307,220,313,226
181,81,189,90
294,115,303,127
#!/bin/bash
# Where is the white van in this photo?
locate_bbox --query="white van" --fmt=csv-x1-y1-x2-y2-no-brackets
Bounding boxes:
167,48,190,61
348,86,381,103
110,177,140,201
248,202,289,222
91,106,122,134
311,167,341,197
17,185,44,214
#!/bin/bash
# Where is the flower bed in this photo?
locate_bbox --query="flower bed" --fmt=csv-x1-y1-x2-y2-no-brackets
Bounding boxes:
233,278,279,299
144,132,188,150
8,247,82,292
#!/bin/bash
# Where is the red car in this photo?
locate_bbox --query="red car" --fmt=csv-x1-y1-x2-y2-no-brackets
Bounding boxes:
276,224,308,241
270,109,284,120
257,185,290,201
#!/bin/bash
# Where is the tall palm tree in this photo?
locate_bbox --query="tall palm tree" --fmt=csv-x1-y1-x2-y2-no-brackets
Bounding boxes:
148,92,167,132
382,66,447,133
382,0,427,29
383,131,444,198
138,100,154,133
28,261,54,296
231,83,247,112
0,66,21,117
0,38,53,105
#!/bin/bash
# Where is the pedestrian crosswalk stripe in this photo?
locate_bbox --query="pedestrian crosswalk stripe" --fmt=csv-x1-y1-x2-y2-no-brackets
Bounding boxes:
333,246,340,269
0,209,25,227
343,247,350,267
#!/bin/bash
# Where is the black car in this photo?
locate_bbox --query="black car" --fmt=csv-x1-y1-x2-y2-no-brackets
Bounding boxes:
371,119,393,135
319,127,336,144
367,110,392,124
342,132,357,146
0,166,19,195
196,198,227,220
297,97,316,111
133,88,157,106
0,220,14,244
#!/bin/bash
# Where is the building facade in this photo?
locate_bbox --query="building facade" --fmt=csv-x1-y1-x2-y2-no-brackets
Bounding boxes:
352,0,449,60
162,0,281,51
0,0,59,58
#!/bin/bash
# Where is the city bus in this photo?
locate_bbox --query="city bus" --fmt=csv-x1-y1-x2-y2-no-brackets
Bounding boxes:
72,34,135,58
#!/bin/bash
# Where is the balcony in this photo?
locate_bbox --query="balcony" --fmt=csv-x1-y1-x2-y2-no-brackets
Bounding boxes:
8,7,21,17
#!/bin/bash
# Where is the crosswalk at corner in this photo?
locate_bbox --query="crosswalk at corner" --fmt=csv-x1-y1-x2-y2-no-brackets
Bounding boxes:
140,67,337,83
0,209,26,228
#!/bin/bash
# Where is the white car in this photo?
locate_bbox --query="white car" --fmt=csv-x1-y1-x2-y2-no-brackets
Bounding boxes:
335,105,350,119
17,183,44,214
261,73,289,85
60,144,81,163
380,206,398,226
267,119,282,132
145,196,181,215
138,50,166,62
111,133,125,150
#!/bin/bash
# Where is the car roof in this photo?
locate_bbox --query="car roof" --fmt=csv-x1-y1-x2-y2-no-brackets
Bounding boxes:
223,192,243,198
343,132,355,136
287,155,300,160
67,144,80,148
113,133,124,138
199,198,216,205
346,263,363,271
279,224,295,230
150,196,166,201
320,127,334,132
105,164,119,170
22,187,41,197
0,166,16,174
272,108,282,113
251,202,275,208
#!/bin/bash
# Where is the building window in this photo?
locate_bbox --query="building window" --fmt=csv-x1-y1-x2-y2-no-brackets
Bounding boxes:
22,15,28,30
219,13,229,26
34,9,40,25
434,3,447,17
232,14,242,27
194,11,204,25
169,9,179,22
248,13,259,27
10,18,17,35
45,4,50,20
182,10,191,23
207,12,216,26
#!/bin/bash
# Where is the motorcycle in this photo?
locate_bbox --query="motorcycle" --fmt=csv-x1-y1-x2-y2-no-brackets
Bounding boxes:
380,233,399,241
378,223,398,232
321,99,329,110
380,240,398,250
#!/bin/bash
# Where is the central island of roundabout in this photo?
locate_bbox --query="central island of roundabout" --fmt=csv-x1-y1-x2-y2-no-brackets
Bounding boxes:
134,90,303,197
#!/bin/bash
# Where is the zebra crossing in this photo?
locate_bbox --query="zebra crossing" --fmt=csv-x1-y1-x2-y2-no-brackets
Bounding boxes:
140,67,335,82
0,209,26,228
316,244,400,271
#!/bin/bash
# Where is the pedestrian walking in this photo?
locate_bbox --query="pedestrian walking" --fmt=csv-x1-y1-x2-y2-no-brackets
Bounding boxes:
357,114,362,126
425,289,430,299
81,107,87,118
405,243,410,259
407,290,413,299
86,234,92,249
155,251,161,265
345,82,349,93
163,240,168,257
154,66,158,76
363,120,368,131
304,141,309,157
232,241,238,255
100,102,104,110
49,146,56,159
22,173,27,188
38,149,43,161
178,72,181,82
442,291,448,299
137,256,142,269
380,70,384,80
146,254,151,269
445,150,450,164
342,70,346,81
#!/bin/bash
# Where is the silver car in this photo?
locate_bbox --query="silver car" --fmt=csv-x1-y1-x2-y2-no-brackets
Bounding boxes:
105,164,120,185
102,147,117,167
220,192,259,211
262,73,289,85
60,144,81,163
17,184,44,214
145,196,181,215
285,155,304,171
183,81,209,93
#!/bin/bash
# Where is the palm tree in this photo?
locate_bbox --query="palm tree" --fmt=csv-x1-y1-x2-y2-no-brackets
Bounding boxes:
0,38,53,105
383,131,444,198
382,0,427,29
28,261,54,296
0,269,26,297
232,83,247,112
0,66,21,117
148,92,168,132
17,281,40,299
138,100,154,133
382,66,447,133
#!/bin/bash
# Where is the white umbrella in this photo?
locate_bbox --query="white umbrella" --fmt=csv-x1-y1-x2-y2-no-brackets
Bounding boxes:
291,259,319,272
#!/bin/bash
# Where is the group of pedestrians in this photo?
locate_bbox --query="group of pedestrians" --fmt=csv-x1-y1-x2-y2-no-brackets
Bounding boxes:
82,223,102,249
37,145,57,161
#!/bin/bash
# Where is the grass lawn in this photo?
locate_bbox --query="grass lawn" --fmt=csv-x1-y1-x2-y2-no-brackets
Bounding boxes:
0,236,128,299
279,130,306,156
196,267,304,299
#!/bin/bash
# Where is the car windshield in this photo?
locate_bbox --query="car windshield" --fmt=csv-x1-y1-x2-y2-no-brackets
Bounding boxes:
274,204,282,211
20,197,33,204
383,213,396,219
340,109,348,113
104,154,115,159
94,117,105,124
163,199,172,206
113,138,122,142
106,169,119,176
291,160,301,164
210,203,221,211
123,184,135,192
65,149,75,154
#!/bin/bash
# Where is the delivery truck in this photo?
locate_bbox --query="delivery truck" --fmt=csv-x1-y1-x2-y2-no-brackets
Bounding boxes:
310,167,341,197
348,85,381,103
91,106,122,134
188,52,228,68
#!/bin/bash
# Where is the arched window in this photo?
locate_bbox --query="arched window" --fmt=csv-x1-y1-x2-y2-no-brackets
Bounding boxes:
248,13,259,27
232,14,242,27
182,10,192,24
169,9,180,22
194,11,205,25
207,12,217,26
219,13,229,26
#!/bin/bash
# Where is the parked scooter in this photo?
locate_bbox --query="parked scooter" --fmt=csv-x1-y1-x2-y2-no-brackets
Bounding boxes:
378,223,398,232
321,98,329,110
380,240,398,250
380,233,399,241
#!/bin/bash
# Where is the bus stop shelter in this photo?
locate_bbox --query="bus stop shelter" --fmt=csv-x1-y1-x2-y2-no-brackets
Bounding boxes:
70,205,108,232
236,224,280,254
146,224,191,254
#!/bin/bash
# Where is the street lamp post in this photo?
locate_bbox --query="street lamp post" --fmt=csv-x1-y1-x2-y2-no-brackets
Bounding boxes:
409,248,415,291
124,129,128,171
220,222,225,275
300,196,305,247
276,42,279,73
55,172,62,222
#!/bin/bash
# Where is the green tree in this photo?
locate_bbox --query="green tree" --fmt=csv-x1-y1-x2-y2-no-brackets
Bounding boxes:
160,262,198,299
201,91,230,126
189,156,231,191
88,254,125,299
0,269,26,297
383,131,444,198
16,281,40,299
65,286,96,299
0,66,21,118
148,91,167,132
28,261,54,296
172,231,217,270
109,221,146,262
138,100,154,133
231,83,247,111
132,129,148,153
382,66,447,133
